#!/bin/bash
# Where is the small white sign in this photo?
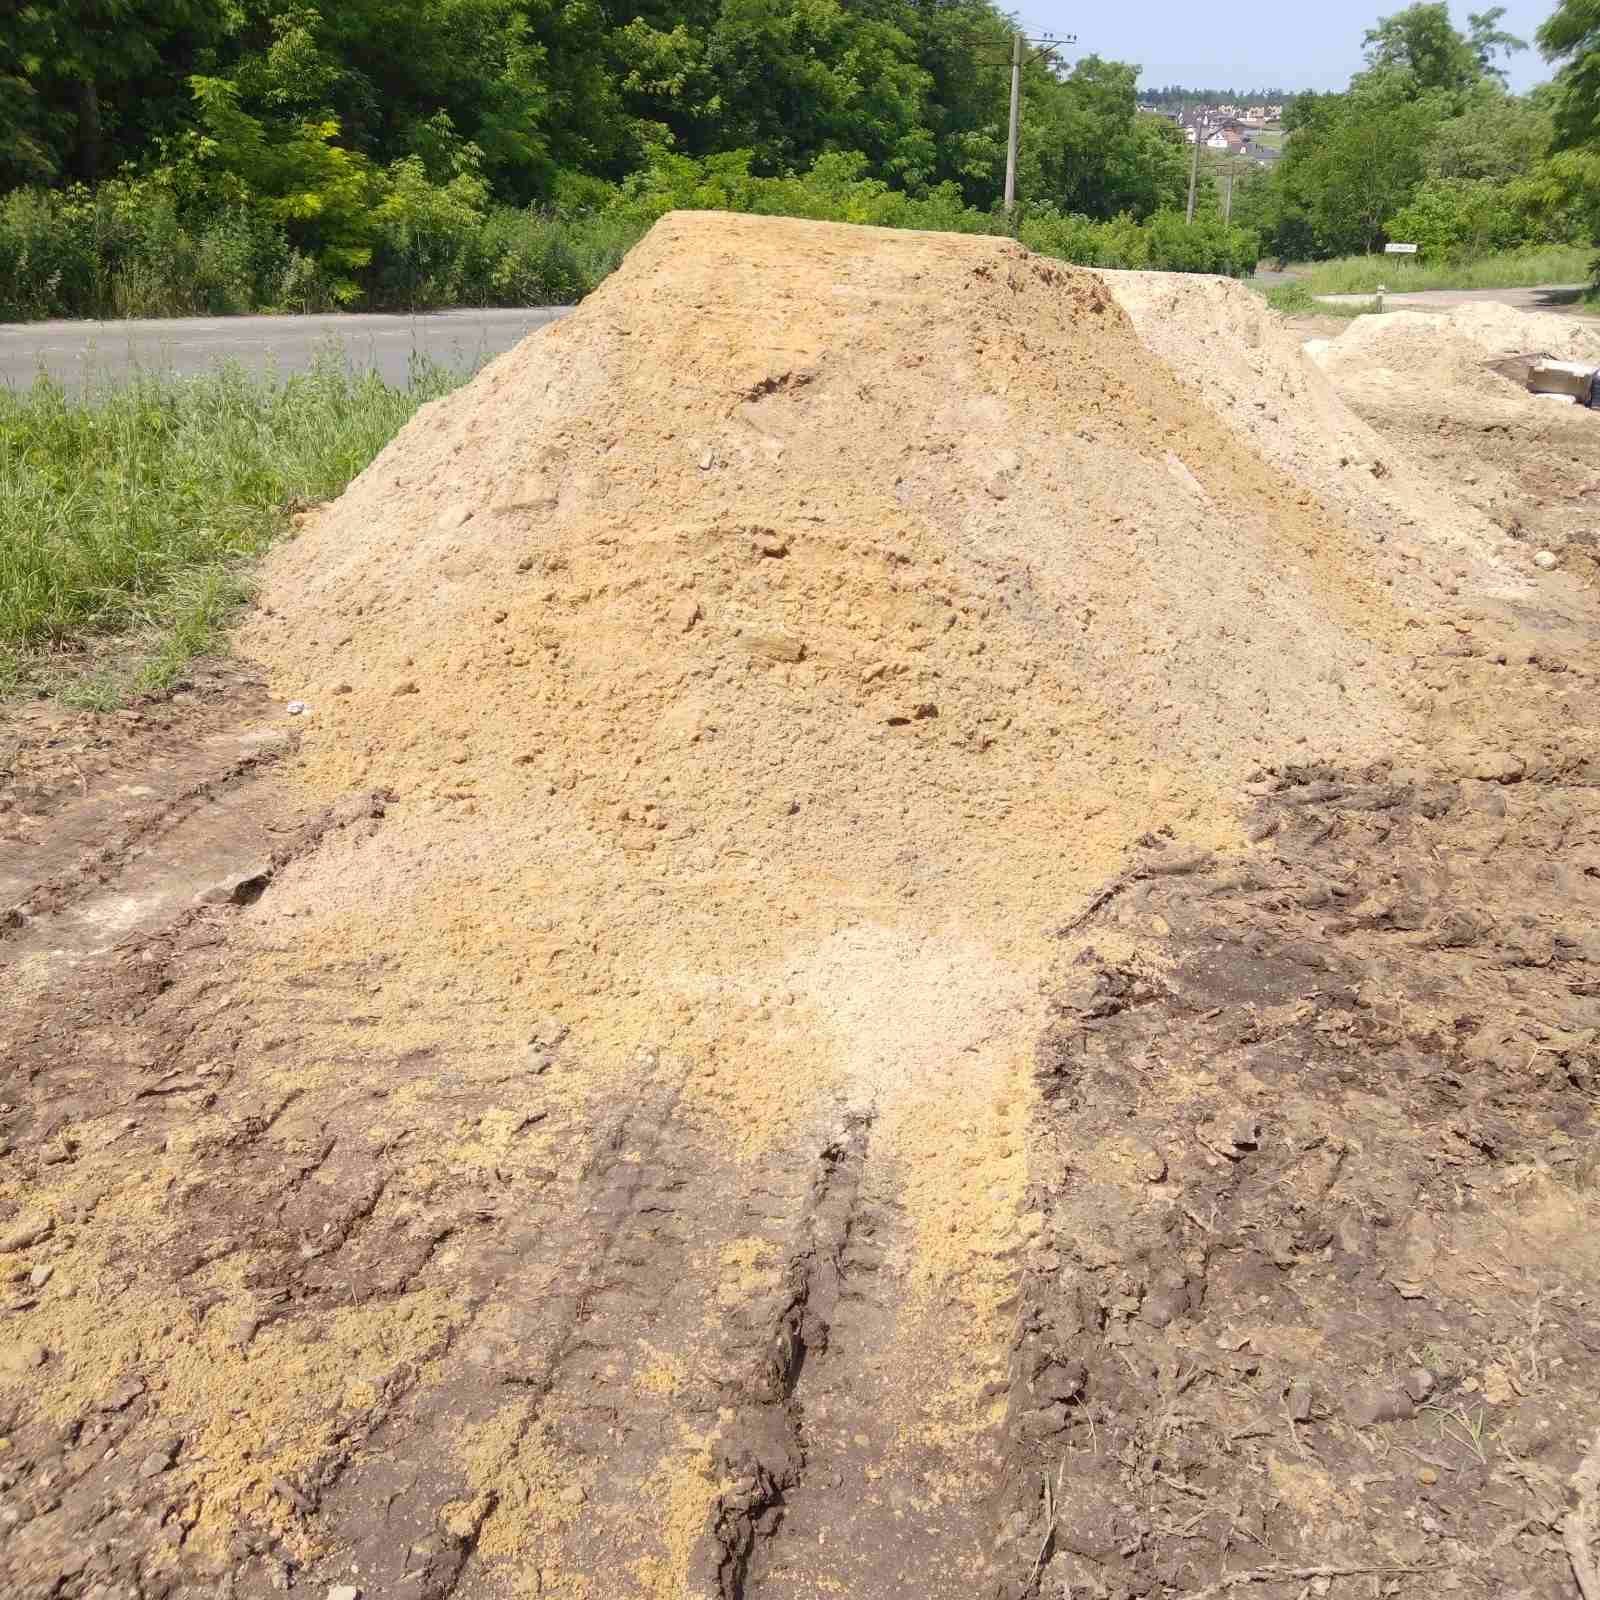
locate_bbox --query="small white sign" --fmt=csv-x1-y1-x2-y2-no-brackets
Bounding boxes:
1384,242,1419,254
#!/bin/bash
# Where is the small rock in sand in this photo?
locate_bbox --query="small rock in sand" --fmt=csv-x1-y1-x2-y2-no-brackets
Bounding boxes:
1534,550,1558,570
1472,751,1525,784
0,1216,52,1253
0,1342,48,1375
1346,1387,1415,1427
1403,1366,1437,1403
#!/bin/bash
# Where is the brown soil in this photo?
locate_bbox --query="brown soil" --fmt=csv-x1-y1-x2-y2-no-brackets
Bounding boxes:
2,218,1598,1600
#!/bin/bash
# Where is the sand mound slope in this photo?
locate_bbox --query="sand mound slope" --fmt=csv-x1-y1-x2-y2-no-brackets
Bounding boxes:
252,213,1426,865
1309,303,1600,572
239,212,1503,1140
1100,271,1527,597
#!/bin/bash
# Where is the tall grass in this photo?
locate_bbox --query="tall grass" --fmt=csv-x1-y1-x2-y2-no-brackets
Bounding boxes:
0,354,463,701
1289,244,1595,295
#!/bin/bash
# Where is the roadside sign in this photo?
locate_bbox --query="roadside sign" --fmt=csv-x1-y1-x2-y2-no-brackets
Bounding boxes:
1384,242,1419,254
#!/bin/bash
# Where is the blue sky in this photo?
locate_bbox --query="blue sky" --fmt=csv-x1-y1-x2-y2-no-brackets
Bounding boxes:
1022,0,1559,94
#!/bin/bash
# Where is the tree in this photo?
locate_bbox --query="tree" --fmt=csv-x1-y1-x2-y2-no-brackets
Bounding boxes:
0,0,231,184
1466,7,1529,84
1540,0,1600,149
1424,85,1551,180
1360,3,1483,94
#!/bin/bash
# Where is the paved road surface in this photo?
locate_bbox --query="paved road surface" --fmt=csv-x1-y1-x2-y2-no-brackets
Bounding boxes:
5,284,1591,390
0,306,571,390
1313,283,1591,314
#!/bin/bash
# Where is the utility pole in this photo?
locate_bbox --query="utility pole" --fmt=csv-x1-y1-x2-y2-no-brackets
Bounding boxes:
1004,29,1023,217
1185,110,1206,224
987,29,1073,225
1223,154,1235,224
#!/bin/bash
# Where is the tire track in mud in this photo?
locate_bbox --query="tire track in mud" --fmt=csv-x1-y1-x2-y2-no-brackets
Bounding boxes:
686,1117,873,1599
1,721,295,946
990,764,1600,1600
255,1048,703,1600
729,1144,1015,1600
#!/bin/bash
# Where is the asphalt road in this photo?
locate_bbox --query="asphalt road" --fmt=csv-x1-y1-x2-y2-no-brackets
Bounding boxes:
1312,283,1592,313
5,282,1591,391
0,306,572,390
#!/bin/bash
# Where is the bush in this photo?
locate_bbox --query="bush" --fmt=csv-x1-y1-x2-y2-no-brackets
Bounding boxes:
0,181,312,319
2,146,1266,322
1020,204,1256,276
1387,177,1534,258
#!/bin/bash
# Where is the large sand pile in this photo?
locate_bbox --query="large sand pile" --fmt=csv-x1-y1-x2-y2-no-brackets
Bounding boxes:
1308,302,1600,569
225,214,1558,1588
239,215,1467,1089
10,217,1600,1600
240,213,1531,1135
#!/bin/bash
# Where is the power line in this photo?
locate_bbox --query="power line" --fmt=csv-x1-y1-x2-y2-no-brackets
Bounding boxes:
1002,31,1076,218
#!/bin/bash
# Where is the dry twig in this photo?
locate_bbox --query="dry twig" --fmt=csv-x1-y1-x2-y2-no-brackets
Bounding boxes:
1566,1429,1600,1600
1179,1565,1428,1599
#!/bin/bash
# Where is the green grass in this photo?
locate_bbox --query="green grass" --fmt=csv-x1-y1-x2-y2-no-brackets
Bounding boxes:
1288,243,1595,295
0,352,464,703
1260,281,1380,318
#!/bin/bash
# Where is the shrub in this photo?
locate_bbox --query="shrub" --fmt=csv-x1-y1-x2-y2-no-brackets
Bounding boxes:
2,145,1266,321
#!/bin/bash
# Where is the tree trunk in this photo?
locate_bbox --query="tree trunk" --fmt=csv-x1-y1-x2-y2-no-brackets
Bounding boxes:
77,79,101,182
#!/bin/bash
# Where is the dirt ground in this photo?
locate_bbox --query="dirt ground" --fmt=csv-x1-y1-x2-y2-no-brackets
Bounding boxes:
3,219,1599,1600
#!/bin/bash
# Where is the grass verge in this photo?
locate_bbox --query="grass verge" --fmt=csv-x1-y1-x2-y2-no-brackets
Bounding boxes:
1287,244,1595,295
0,353,463,705
1260,282,1379,319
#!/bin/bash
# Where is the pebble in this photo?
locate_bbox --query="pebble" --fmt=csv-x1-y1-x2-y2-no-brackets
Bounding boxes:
1346,1387,1415,1427
559,1485,587,1506
0,1342,47,1375
286,701,308,716
28,1265,52,1290
327,1586,361,1600
138,1447,174,1479
1534,550,1558,570
0,1216,53,1254
1403,1366,1437,1402
1472,751,1525,784
1418,1467,1439,1486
